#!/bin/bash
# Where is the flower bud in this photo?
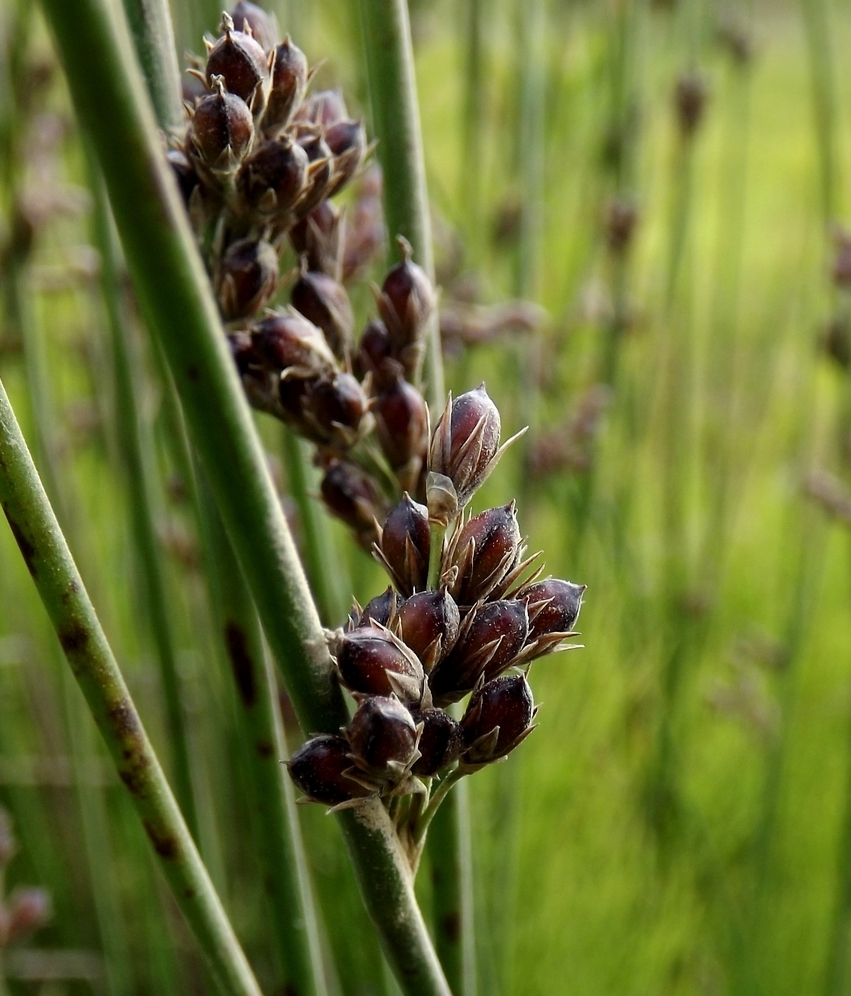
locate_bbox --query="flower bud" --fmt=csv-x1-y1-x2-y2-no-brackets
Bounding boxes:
252,309,336,373
430,599,529,703
355,319,393,386
6,888,51,943
300,372,368,447
238,137,310,217
449,502,522,605
167,148,200,207
320,460,386,546
460,674,536,766
348,695,419,777
357,587,399,629
377,238,436,374
291,270,353,359
411,708,462,776
229,1,277,50
229,330,276,410
374,494,430,596
289,201,342,275
429,385,512,513
397,589,460,672
518,578,585,639
374,375,429,479
295,89,348,128
333,626,425,704
264,37,309,133
206,14,269,104
288,734,373,806
324,119,367,196
189,81,254,173
215,238,278,321
294,131,334,215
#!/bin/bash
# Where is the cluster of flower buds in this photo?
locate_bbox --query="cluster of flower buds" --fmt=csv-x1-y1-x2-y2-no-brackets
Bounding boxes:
288,388,585,829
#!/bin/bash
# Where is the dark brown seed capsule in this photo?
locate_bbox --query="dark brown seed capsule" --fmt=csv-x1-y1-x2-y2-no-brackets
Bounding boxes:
295,89,348,128
294,132,334,216
348,695,419,777
374,376,429,473
301,372,368,447
238,137,310,216
428,385,504,518
288,735,373,806
411,708,462,776
517,578,586,640
375,495,430,596
356,319,393,385
397,589,460,672
190,83,254,172
206,16,269,104
291,271,353,359
450,502,522,605
430,599,529,703
324,119,367,195
228,1,277,52
167,149,200,206
334,626,424,703
320,460,386,545
460,674,535,766
229,331,274,410
358,587,399,629
289,201,341,275
264,37,309,133
377,240,436,370
252,309,335,373
216,238,278,321
277,371,313,423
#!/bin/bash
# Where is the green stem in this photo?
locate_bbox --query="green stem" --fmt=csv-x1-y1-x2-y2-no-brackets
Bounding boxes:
40,0,450,990
0,376,262,996
121,0,183,129
357,0,443,410
427,521,446,591
413,768,465,846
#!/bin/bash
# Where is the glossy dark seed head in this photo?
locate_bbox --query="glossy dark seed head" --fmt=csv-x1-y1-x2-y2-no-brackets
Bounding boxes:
289,201,341,275
461,674,535,765
206,18,269,103
167,149,200,206
252,310,334,373
517,578,586,640
264,37,309,132
377,242,436,370
376,495,431,596
228,1,277,49
190,85,254,171
216,238,278,321
238,137,309,216
411,708,462,776
288,734,372,806
348,695,418,775
397,589,460,672
301,372,368,446
334,626,424,703
356,319,393,385
358,587,399,629
374,376,429,472
291,271,353,359
324,119,367,194
450,502,522,605
294,132,333,215
295,89,348,128
320,460,386,544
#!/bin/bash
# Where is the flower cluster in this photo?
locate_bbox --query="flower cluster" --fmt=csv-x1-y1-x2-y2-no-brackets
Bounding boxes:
288,388,585,841
172,4,437,548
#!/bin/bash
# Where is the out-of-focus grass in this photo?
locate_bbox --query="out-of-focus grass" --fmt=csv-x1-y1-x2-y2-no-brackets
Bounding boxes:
3,1,851,994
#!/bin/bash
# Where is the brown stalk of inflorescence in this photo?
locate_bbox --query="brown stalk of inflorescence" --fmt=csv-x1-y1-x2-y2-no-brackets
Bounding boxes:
170,3,585,871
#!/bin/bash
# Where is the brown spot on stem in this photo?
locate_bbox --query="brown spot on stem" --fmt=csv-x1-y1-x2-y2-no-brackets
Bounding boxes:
256,738,274,758
441,912,460,943
143,819,180,860
224,620,257,708
58,620,89,656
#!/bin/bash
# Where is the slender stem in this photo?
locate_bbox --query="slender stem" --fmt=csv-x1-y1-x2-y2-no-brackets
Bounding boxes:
356,0,443,409
427,522,446,591
121,0,183,129
40,0,450,991
413,768,465,846
0,376,262,996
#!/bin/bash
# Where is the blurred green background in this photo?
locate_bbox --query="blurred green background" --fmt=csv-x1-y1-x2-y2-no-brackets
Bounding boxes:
4,0,851,993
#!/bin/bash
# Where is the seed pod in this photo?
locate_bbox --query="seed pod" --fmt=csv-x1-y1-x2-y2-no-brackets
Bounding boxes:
167,148,200,206
216,238,278,321
411,708,462,776
450,502,522,605
397,589,460,672
206,13,269,105
291,270,353,360
264,36,309,133
348,695,419,777
300,371,368,447
377,238,436,376
357,587,399,629
320,460,386,546
374,494,430,596
355,319,394,386
460,674,536,767
229,1,277,53
238,137,310,217
518,578,585,639
229,330,276,411
189,79,254,174
333,625,425,704
252,308,336,374
288,735,373,806
430,599,529,704
296,89,348,128
428,385,517,519
289,201,342,275
294,131,334,216
374,375,429,480
324,119,367,196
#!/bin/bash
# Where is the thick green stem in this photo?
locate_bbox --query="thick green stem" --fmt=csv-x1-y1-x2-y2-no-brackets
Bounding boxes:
40,0,450,991
0,376,262,996
357,0,443,410
121,0,183,129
